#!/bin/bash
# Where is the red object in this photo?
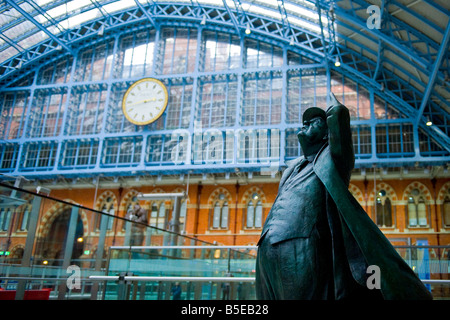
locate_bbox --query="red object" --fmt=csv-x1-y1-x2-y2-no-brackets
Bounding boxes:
0,288,52,300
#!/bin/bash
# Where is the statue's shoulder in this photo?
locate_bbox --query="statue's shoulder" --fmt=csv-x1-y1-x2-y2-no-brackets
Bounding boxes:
285,156,304,168
281,156,305,176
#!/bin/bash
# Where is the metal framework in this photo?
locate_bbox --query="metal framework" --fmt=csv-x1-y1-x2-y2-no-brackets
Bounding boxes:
0,0,448,180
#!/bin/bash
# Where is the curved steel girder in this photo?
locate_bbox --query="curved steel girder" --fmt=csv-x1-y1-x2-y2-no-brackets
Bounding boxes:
334,45,450,153
0,2,325,84
0,1,446,91
331,2,447,91
330,0,449,117
334,20,449,130
4,0,72,54
333,0,441,69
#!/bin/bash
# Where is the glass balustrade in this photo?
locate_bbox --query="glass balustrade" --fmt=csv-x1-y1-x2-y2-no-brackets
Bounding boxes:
0,180,448,300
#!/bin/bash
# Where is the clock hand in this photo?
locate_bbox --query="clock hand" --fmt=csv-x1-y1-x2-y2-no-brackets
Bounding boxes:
127,98,157,107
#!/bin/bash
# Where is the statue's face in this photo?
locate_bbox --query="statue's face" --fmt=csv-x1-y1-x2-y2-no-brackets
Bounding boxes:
297,117,327,145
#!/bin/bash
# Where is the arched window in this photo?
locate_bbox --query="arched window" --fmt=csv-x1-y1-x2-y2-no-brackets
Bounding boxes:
149,201,169,230
0,208,12,232
158,202,166,229
100,197,115,230
19,207,30,231
123,195,139,230
246,193,263,229
375,189,393,227
15,199,32,232
179,200,187,232
95,196,115,231
211,193,229,229
407,188,429,227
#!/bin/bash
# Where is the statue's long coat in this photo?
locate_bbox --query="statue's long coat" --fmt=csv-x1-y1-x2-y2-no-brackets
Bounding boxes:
257,103,432,300
313,145,432,299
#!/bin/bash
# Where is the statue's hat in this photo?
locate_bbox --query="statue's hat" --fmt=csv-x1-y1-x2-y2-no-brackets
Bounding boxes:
302,107,326,122
303,92,343,122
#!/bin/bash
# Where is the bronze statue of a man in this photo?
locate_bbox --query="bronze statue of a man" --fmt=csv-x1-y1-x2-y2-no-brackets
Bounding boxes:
255,93,432,300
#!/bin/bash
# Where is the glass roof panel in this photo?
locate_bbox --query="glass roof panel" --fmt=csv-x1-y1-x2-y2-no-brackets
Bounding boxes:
18,31,49,51
45,0,96,26
0,47,20,63
102,0,137,14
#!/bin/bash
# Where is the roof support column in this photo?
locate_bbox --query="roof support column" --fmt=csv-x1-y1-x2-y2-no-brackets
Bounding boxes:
415,21,450,126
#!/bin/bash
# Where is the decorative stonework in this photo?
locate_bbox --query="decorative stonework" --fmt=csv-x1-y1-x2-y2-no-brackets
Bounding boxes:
437,181,450,205
94,190,118,211
37,200,89,239
207,187,233,207
241,186,267,204
120,189,139,212
348,184,364,203
402,182,432,202
368,182,398,203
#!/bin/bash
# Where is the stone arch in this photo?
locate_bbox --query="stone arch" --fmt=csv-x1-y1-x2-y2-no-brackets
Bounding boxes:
368,182,398,203
120,189,140,212
94,190,118,211
37,200,89,239
437,181,450,205
348,184,364,203
207,187,233,207
240,186,267,204
9,244,25,261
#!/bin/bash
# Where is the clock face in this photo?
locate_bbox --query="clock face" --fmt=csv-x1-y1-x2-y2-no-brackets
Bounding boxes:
122,78,168,125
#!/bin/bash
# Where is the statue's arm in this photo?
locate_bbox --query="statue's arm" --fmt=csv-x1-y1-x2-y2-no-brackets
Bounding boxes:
326,103,355,175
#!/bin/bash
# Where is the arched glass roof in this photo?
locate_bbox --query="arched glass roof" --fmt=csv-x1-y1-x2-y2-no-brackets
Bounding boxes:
0,0,449,152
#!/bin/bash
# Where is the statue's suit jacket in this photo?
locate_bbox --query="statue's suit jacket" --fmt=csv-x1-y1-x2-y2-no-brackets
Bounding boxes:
258,104,432,300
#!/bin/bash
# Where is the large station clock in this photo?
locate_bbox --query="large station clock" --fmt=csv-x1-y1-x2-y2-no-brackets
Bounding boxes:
122,78,168,125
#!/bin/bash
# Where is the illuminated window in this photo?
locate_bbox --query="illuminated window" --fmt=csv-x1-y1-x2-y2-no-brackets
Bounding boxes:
161,28,197,75
407,189,429,227
0,92,28,140
165,80,193,130
198,75,237,128
245,39,283,69
60,139,98,169
0,208,12,231
246,193,263,229
38,57,72,85
74,40,114,82
66,87,107,136
117,30,155,79
211,193,229,229
96,196,115,230
375,189,393,227
148,201,171,231
0,144,19,172
242,73,282,126
330,72,370,120
202,31,241,72
21,141,57,170
102,136,142,166
287,69,327,124
352,125,372,159
376,124,414,157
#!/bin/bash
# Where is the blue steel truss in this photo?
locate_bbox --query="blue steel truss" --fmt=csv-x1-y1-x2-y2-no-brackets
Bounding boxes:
0,0,448,180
